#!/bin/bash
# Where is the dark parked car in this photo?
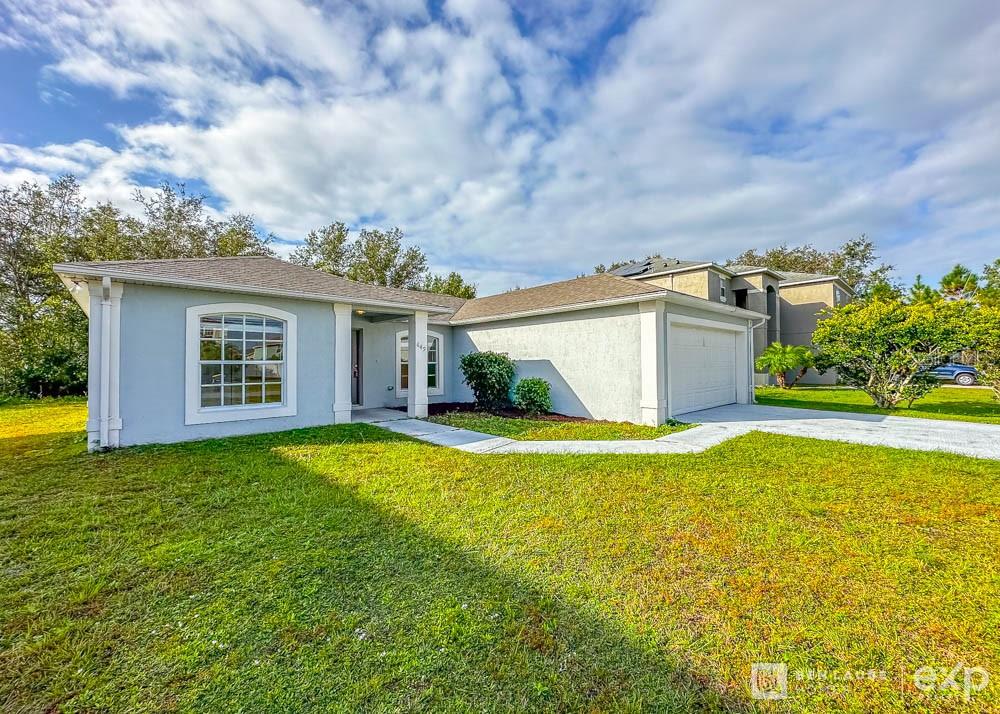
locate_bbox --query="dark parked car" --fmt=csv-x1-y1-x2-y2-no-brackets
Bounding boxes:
928,363,978,386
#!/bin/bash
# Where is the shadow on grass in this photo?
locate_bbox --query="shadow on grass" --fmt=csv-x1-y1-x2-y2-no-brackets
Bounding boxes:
1,424,748,712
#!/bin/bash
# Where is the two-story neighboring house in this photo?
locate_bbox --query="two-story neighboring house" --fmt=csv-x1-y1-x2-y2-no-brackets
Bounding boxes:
611,258,854,384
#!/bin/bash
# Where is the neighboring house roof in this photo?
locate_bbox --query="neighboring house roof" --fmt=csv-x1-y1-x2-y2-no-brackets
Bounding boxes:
626,260,857,295
609,257,734,279
725,264,786,280
53,256,464,313
731,265,856,294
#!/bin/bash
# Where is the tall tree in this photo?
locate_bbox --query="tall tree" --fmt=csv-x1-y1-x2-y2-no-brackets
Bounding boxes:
979,259,1000,308
939,264,979,301
907,274,941,304
346,227,428,288
289,222,351,275
423,271,477,299
0,176,84,328
728,235,892,295
76,202,144,262
211,213,275,257
0,176,273,398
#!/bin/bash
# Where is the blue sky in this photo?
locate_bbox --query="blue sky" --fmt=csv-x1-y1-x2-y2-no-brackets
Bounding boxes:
2,0,999,294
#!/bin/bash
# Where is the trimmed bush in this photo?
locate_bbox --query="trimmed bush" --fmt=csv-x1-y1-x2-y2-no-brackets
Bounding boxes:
513,377,552,415
458,351,516,411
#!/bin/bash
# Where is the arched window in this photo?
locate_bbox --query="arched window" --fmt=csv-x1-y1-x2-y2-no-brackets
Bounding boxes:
186,303,297,424
396,330,444,396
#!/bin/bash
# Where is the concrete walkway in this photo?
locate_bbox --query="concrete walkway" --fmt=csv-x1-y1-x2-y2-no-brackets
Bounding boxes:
350,405,1000,460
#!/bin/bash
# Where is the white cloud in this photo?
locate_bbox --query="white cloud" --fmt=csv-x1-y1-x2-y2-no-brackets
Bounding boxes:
2,0,1000,291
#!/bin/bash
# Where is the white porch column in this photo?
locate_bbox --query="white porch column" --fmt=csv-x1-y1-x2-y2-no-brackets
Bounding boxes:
333,303,353,424
407,310,428,418
639,301,667,426
86,278,124,451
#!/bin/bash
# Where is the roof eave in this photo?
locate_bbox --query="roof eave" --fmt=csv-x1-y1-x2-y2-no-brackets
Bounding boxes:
731,267,785,280
52,264,454,314
780,276,855,294
449,290,766,325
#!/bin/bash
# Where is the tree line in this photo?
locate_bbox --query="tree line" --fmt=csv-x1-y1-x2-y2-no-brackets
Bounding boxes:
0,176,476,398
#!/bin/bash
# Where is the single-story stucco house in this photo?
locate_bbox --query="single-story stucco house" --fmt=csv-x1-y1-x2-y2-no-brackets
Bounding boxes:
54,257,769,450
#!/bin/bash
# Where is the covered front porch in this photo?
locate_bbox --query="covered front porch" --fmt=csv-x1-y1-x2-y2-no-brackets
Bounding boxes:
332,303,432,424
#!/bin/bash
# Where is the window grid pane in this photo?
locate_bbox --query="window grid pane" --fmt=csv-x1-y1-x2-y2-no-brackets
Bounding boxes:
199,313,284,409
398,334,440,391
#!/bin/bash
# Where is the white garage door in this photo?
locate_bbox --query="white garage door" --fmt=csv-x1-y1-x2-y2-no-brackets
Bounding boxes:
670,324,738,415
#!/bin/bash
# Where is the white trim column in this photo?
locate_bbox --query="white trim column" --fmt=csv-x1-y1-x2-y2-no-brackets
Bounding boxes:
333,303,353,424
407,310,428,418
738,321,752,404
639,301,667,425
86,278,124,450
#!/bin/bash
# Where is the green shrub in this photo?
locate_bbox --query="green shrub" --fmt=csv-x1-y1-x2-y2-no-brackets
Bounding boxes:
754,342,814,389
513,377,552,415
458,351,516,411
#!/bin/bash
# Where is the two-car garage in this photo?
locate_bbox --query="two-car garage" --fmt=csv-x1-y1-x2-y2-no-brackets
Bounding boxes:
667,319,747,416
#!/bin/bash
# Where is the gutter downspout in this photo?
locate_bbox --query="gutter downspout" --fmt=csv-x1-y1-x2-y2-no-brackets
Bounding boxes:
99,276,112,450
749,316,768,403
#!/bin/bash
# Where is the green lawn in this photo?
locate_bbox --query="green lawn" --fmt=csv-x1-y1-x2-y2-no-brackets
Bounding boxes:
756,385,1000,424
427,411,690,440
2,400,999,712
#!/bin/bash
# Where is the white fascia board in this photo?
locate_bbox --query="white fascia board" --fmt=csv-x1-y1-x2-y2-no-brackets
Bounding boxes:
450,290,767,326
52,264,453,315
731,267,785,280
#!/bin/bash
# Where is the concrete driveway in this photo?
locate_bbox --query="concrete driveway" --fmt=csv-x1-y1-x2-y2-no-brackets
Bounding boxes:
356,404,1000,460
681,403,1000,460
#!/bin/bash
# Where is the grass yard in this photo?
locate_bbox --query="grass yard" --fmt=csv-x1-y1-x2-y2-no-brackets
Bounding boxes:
427,411,690,440
2,400,999,712
756,385,1000,425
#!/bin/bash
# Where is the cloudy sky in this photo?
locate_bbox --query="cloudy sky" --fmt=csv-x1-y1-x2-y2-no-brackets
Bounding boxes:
2,1,999,294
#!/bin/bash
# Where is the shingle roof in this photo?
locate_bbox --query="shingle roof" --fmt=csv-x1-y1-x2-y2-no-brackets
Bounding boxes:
450,273,665,322
776,270,840,283
54,256,466,312
702,262,846,285
609,257,710,277
725,263,770,274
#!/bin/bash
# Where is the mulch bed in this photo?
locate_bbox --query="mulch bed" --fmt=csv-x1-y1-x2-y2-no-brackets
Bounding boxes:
391,402,591,422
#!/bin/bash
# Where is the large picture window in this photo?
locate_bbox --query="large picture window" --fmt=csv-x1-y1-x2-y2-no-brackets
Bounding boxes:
396,330,444,396
186,303,297,425
198,314,285,408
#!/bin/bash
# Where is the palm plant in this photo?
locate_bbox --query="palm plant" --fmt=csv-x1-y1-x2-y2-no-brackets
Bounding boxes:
755,342,815,389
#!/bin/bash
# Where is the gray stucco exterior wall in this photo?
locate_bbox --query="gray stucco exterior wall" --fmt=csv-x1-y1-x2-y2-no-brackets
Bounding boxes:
451,304,645,422
350,318,455,409
109,281,754,445
118,284,339,445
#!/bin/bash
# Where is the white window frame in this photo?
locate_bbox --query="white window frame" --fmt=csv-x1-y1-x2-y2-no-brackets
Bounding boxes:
185,303,298,425
720,284,728,303
396,329,444,397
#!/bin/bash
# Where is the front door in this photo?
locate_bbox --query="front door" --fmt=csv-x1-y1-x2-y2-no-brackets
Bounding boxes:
351,329,363,406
